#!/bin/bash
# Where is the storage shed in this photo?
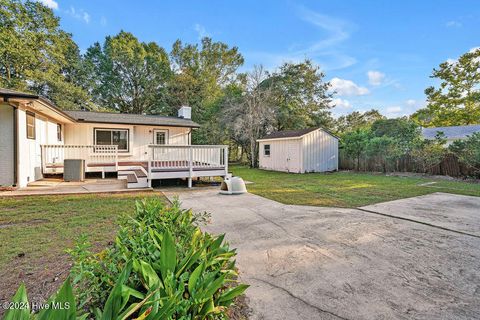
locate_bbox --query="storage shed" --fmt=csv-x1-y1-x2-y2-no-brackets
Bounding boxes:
257,128,339,173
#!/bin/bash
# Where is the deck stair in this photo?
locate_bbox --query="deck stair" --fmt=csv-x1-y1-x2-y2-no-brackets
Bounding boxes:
117,166,149,189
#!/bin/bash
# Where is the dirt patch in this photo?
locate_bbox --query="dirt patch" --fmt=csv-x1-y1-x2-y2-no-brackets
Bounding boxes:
0,253,71,316
228,294,252,320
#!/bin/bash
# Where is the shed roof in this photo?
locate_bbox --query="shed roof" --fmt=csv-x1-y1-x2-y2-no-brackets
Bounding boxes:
257,127,339,141
64,110,200,128
422,124,480,140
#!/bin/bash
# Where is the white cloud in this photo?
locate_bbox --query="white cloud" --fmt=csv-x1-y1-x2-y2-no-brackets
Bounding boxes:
367,70,385,86
243,6,356,71
386,106,402,113
65,6,91,24
331,98,352,109
446,20,462,28
330,77,369,96
38,0,58,10
405,99,416,106
83,12,90,24
194,24,209,40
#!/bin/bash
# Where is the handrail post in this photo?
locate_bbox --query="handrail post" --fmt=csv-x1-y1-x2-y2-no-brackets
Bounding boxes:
41,145,45,175
188,146,193,188
148,160,152,188
224,146,229,177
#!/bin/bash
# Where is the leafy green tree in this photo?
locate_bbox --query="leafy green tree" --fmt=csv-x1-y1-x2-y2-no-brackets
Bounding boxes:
366,136,402,173
168,37,244,143
335,109,385,134
341,128,371,170
371,117,420,153
412,48,480,127
270,60,334,130
0,0,91,109
411,133,446,173
82,31,172,114
449,132,480,175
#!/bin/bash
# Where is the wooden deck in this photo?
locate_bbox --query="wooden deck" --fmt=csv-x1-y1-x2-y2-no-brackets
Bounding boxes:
41,144,229,188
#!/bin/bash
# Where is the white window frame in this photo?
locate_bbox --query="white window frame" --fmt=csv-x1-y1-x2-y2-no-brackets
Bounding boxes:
94,128,129,152
57,123,62,142
26,111,35,140
153,129,169,145
264,144,271,156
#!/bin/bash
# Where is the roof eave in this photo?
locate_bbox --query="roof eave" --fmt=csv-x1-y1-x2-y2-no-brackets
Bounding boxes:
75,119,200,128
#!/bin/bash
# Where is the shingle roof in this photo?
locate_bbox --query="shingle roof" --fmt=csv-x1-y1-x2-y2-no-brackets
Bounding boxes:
64,110,200,128
422,125,480,140
258,128,327,141
0,88,39,99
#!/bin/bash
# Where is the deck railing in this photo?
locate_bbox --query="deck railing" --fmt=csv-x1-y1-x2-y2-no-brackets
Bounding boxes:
41,145,118,174
148,145,228,187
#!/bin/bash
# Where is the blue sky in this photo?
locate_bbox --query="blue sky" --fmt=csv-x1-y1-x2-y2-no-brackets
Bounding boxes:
40,0,480,118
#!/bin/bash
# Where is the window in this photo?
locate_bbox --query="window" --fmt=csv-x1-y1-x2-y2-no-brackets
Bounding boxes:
94,129,129,152
26,111,35,139
154,130,168,145
57,124,62,141
264,144,271,156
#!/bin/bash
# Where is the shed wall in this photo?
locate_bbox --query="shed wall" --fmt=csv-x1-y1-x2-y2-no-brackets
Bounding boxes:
258,139,302,173
302,129,338,172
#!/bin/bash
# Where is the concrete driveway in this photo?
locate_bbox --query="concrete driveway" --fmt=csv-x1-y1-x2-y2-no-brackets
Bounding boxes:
164,190,480,320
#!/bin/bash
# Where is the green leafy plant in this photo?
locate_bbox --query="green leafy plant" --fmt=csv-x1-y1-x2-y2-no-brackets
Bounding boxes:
68,198,247,319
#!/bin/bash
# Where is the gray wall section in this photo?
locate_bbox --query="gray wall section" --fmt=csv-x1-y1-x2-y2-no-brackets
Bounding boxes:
0,104,15,186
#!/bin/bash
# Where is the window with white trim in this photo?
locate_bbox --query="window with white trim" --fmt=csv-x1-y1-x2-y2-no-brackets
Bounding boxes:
264,144,271,156
154,129,168,145
26,111,35,139
94,129,129,151
57,123,62,141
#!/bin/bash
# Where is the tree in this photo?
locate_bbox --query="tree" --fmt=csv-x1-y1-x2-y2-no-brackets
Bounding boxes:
82,31,172,114
341,128,371,170
412,48,480,127
168,37,244,144
270,60,334,130
0,0,91,109
371,118,420,153
221,66,276,167
335,109,385,134
449,132,480,175
411,134,446,173
367,136,405,173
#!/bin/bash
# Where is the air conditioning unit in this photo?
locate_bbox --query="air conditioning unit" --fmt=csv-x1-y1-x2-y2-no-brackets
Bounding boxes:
64,159,85,182
178,106,191,119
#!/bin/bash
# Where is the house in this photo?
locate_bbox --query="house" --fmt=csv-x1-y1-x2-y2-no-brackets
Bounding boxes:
0,88,228,188
257,128,339,173
422,124,480,146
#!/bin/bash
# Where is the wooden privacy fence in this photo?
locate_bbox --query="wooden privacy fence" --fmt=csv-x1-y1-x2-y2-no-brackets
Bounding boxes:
339,150,476,177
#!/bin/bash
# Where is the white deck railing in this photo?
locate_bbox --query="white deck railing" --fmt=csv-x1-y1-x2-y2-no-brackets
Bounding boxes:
149,145,228,169
41,145,118,174
148,145,228,187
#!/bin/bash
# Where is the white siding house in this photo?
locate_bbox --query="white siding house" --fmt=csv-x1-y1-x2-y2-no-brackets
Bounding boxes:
257,128,339,173
0,89,228,189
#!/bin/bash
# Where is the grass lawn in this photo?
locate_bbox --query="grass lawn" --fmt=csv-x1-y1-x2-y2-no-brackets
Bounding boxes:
0,192,166,306
230,165,480,207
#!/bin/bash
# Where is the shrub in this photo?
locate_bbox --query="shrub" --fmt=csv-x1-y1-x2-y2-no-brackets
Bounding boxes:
449,132,480,176
67,197,247,319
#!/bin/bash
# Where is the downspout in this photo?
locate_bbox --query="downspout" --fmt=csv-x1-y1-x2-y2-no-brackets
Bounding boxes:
13,105,17,186
4,97,18,186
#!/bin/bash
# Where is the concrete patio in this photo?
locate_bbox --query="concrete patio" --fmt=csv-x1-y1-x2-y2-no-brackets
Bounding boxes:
0,178,152,196
164,189,480,320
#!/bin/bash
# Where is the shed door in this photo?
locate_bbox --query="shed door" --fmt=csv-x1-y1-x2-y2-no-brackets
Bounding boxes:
0,105,15,186
286,141,300,173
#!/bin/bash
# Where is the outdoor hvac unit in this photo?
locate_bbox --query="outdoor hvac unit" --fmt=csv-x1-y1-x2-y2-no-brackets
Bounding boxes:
220,175,247,195
64,159,85,182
